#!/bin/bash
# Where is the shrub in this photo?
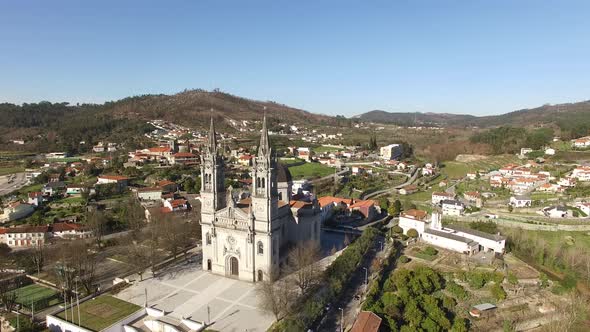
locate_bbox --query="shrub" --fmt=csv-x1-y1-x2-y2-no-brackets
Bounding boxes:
507,272,518,285
399,255,410,264
446,281,468,300
491,283,507,301
423,246,438,256
407,228,419,238
392,225,403,234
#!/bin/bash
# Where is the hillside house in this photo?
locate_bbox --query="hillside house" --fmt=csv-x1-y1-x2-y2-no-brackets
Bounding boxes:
2,225,48,247
43,181,67,197
136,187,163,201
379,144,402,160
171,152,199,165
237,154,254,167
543,206,568,218
431,192,455,205
510,195,532,208
441,200,465,216
399,185,418,195
464,191,483,208
572,136,590,148
97,175,129,191
0,202,35,223
28,192,44,207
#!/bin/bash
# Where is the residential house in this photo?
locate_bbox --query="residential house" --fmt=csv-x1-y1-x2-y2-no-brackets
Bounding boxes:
545,148,556,155
558,177,577,187
349,199,381,220
379,144,403,160
136,187,163,201
162,198,189,213
543,206,568,218
170,152,199,165
157,180,177,193
351,311,382,332
441,200,465,216
237,154,254,167
572,136,590,148
399,185,418,195
2,225,48,247
464,191,483,208
66,185,85,195
297,147,311,161
28,192,44,207
579,203,590,216
510,195,532,208
431,192,455,205
43,181,67,197
97,175,129,191
352,166,367,175
536,183,562,193
0,202,35,223
572,166,590,182
51,222,90,239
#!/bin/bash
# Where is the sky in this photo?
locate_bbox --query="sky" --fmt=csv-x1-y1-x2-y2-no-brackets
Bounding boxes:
1,1,589,116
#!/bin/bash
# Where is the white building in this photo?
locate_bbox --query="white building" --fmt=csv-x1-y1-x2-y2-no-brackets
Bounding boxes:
200,117,321,283
136,187,163,201
579,203,590,216
2,225,48,248
544,148,556,155
572,136,590,148
432,192,455,205
0,202,35,223
380,144,403,160
400,211,505,255
543,206,568,218
441,200,465,216
510,195,532,208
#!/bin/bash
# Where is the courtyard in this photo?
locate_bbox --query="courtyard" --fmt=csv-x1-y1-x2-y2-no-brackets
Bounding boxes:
115,258,275,332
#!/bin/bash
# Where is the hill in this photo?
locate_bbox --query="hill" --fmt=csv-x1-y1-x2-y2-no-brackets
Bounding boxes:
357,101,590,137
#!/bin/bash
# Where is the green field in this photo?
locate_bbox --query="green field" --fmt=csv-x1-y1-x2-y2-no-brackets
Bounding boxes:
441,155,520,179
13,284,60,308
288,162,335,180
47,157,82,163
57,295,141,331
279,158,305,165
312,146,343,153
0,167,25,176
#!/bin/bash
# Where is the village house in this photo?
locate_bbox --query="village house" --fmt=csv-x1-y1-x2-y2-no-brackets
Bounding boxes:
297,147,311,161
431,192,455,205
558,177,577,187
51,222,90,239
0,201,36,223
572,136,590,149
1,225,48,247
464,191,483,208
162,198,189,213
43,181,67,197
237,154,254,167
510,195,532,208
379,144,403,160
536,183,562,193
572,166,590,182
399,184,418,195
441,200,465,216
351,311,382,332
170,152,199,165
157,180,177,193
66,185,86,195
579,203,590,216
27,192,44,207
97,175,129,191
136,187,163,201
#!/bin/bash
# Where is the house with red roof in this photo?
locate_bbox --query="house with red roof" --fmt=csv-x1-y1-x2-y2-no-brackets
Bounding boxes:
2,225,49,247
351,311,382,332
97,174,129,191
171,152,199,165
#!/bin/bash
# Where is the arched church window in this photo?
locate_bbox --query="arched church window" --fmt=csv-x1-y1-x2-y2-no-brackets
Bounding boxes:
206,232,211,245
257,241,264,255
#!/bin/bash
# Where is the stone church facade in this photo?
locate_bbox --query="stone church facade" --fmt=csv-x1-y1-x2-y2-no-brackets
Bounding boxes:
200,116,321,282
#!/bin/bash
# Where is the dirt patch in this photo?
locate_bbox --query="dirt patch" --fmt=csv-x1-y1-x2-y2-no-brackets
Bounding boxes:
455,154,489,163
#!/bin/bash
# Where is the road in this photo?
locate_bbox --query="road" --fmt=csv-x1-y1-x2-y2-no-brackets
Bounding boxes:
362,167,421,199
314,234,385,331
0,172,27,196
309,167,350,184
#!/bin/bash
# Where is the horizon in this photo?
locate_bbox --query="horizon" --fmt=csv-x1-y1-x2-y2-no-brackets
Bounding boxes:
2,1,590,116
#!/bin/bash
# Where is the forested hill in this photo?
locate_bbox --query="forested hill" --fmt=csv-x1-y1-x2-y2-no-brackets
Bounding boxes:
357,101,590,138
0,90,339,153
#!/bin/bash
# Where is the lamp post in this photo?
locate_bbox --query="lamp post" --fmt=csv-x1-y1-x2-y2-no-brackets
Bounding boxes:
339,307,344,332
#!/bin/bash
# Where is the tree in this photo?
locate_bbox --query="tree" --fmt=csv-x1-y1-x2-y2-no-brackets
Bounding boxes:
287,240,322,295
256,270,296,321
121,198,145,238
86,209,107,248
31,242,45,275
407,229,419,239
129,245,151,281
0,280,17,312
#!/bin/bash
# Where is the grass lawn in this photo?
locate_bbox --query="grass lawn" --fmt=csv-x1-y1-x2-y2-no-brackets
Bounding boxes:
56,295,141,331
441,155,520,179
47,157,82,163
0,167,25,176
288,162,334,180
279,158,305,165
13,284,60,307
18,183,44,194
312,146,343,153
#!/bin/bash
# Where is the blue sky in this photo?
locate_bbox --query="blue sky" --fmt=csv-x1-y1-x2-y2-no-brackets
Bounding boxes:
1,1,589,116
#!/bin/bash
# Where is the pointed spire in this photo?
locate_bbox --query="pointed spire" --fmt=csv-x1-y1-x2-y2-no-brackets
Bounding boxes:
208,115,217,155
258,112,270,157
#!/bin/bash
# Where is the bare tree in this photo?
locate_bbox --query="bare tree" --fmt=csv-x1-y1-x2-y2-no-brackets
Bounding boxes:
86,210,107,248
256,269,296,321
0,281,17,312
286,240,322,295
123,198,145,238
31,241,45,276
129,245,151,281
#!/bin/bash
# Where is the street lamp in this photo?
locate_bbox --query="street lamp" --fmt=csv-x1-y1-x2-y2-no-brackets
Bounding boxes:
338,307,344,332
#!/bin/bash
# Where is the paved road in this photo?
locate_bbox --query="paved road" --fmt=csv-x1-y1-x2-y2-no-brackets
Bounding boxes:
362,167,420,199
0,172,27,196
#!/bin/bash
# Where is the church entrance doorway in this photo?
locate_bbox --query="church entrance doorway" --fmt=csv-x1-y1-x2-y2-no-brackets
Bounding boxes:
229,257,239,277
207,259,212,271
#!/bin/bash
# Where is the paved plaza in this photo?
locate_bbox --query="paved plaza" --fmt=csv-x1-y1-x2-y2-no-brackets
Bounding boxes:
115,260,275,332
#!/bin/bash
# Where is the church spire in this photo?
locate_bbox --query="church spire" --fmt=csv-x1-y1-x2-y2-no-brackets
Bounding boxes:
207,116,217,155
258,114,271,157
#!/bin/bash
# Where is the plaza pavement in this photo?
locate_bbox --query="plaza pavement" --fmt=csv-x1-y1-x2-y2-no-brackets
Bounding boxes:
115,260,275,332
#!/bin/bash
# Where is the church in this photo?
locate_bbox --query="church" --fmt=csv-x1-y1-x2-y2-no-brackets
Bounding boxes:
200,116,321,282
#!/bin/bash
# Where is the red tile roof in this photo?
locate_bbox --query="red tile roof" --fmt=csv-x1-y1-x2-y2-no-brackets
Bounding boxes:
351,311,382,332
401,209,428,220
148,147,172,153
173,152,197,158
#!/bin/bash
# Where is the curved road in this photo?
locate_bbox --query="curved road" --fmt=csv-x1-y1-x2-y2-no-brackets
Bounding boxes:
362,167,421,200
